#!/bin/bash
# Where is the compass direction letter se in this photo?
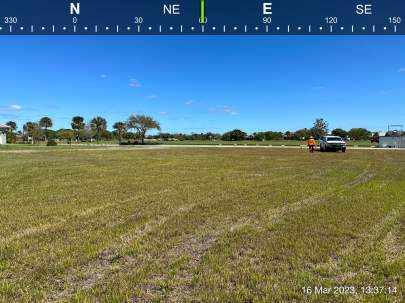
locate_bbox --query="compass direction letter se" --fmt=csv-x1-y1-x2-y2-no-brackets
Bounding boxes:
356,4,372,15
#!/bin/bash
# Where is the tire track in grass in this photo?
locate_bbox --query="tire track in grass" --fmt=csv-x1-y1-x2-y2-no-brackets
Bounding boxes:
0,161,306,246
0,151,346,246
168,166,380,302
311,208,403,287
138,235,219,302
48,164,372,301
132,167,375,302
346,164,375,188
383,217,405,262
136,205,317,302
46,203,197,302
45,173,302,301
300,163,404,282
0,189,171,246
7,166,307,302
254,166,375,229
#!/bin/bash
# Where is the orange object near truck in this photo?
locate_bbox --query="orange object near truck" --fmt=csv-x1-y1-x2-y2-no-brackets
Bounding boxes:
307,138,316,146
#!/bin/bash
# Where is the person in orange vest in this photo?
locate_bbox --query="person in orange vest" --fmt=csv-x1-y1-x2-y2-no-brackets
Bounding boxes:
307,136,316,153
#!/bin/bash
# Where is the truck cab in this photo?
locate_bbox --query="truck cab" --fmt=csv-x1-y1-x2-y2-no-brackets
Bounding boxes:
319,136,346,152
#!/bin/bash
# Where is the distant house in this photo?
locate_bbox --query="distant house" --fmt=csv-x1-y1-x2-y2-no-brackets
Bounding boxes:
0,124,11,145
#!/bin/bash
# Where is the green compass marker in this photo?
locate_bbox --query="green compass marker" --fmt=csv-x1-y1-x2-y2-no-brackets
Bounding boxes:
199,0,207,24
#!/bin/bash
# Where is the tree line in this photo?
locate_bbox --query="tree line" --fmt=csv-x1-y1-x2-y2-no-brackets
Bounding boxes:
3,117,381,144
155,119,378,142
4,115,160,145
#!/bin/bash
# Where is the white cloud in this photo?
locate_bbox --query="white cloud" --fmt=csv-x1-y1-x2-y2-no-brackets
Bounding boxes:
129,79,142,88
100,74,107,78
159,111,168,116
0,104,22,111
209,105,239,116
185,100,194,106
9,104,21,110
398,67,405,73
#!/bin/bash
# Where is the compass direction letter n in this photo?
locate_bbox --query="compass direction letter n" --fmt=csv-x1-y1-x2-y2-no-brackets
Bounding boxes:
70,3,80,15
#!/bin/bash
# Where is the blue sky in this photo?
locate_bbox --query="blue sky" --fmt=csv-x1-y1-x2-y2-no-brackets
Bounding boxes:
1,36,405,133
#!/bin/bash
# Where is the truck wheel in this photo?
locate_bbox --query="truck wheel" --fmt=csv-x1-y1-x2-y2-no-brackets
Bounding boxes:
342,148,346,153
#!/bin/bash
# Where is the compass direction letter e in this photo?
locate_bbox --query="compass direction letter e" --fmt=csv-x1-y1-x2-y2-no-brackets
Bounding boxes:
70,3,80,15
263,3,272,15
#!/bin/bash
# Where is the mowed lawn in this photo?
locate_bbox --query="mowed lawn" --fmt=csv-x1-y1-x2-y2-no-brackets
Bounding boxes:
0,147,404,302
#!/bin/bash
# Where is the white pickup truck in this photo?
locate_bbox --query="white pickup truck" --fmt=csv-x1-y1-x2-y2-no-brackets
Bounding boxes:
319,136,347,152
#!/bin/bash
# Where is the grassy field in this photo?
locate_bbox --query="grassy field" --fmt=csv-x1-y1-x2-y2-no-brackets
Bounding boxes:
0,146,404,302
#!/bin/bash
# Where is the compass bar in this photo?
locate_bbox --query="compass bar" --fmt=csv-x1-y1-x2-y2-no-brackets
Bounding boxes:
0,0,403,35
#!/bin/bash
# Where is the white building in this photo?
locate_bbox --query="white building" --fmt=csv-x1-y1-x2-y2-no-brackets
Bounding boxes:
379,136,405,148
0,124,11,145
379,125,404,148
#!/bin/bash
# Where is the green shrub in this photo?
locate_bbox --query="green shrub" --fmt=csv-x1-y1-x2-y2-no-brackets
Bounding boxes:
46,140,57,146
6,133,16,144
119,140,140,145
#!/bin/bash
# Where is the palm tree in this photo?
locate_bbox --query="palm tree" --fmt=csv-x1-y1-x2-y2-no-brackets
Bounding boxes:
127,115,161,144
5,121,17,133
71,116,85,142
23,122,32,136
113,122,127,143
90,116,107,142
23,122,41,144
39,117,53,142
5,121,17,143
